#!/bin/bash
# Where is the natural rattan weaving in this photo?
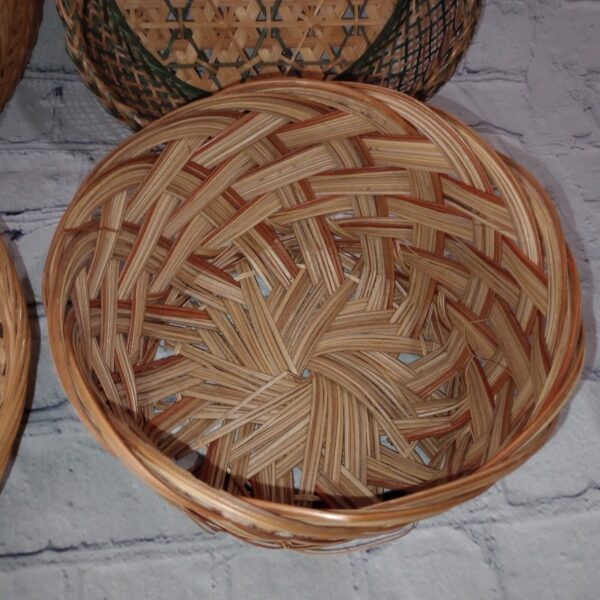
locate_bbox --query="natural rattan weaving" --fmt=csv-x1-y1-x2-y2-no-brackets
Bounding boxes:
0,0,43,113
0,239,31,483
44,80,583,550
56,0,481,128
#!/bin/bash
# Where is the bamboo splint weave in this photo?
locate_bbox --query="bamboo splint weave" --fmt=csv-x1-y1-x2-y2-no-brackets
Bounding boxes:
0,0,43,113
55,0,481,128
0,239,31,482
44,80,583,550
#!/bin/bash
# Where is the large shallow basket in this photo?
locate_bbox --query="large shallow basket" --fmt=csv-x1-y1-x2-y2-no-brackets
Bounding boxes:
44,80,583,550
0,0,43,113
56,0,481,128
0,239,31,482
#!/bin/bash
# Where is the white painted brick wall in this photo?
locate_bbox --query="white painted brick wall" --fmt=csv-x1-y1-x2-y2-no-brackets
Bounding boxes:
0,1,598,598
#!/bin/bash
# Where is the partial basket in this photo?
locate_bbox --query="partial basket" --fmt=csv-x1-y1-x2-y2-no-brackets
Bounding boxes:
0,239,31,483
44,79,583,551
55,0,481,128
0,0,43,113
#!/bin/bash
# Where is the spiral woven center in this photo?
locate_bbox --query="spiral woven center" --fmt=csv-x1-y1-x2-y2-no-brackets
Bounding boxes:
51,81,580,513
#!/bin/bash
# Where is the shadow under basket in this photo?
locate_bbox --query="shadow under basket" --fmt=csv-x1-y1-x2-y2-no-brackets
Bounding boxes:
43,79,583,551
0,239,31,483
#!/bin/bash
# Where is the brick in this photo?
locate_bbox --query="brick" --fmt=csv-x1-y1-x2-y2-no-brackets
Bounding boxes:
432,79,533,148
29,314,72,413
0,150,89,212
0,431,197,555
7,220,56,304
0,78,127,147
487,511,600,600
502,380,600,504
0,149,102,302
533,3,600,75
462,2,534,76
79,554,223,600
28,0,76,74
51,80,129,146
0,566,67,600
227,545,363,600
360,526,501,600
549,148,600,204
0,79,57,143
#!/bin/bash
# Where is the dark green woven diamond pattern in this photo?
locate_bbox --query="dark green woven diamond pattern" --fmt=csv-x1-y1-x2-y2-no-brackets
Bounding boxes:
342,0,481,99
58,0,480,127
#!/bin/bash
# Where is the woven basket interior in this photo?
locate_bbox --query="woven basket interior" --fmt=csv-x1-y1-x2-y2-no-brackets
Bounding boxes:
47,81,581,515
116,0,396,89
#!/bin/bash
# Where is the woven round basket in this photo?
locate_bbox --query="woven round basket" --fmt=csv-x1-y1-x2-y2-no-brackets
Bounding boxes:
55,0,481,128
0,0,43,113
44,79,583,550
0,239,31,483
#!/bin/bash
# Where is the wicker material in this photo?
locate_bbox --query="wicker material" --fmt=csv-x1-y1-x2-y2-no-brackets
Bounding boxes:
118,0,396,84
0,0,43,113
56,0,480,128
0,239,31,482
44,80,583,550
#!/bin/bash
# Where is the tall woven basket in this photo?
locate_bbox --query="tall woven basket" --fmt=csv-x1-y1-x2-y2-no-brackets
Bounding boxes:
44,80,583,550
56,0,481,128
0,0,43,113
0,239,31,483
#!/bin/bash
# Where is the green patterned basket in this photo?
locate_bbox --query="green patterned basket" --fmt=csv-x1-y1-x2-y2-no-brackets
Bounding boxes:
56,0,481,128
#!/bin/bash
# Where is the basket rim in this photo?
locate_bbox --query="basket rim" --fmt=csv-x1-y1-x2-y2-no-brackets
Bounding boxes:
0,238,31,480
43,79,584,538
